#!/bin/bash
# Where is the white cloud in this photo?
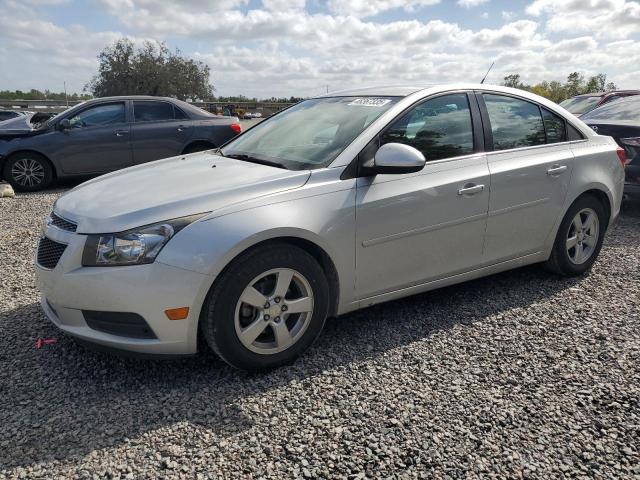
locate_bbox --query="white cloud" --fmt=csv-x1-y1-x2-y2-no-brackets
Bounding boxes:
457,0,489,7
526,0,640,39
1,0,639,97
326,0,440,18
501,10,515,20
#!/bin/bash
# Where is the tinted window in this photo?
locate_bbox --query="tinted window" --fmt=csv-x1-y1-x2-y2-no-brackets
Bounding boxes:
69,103,125,128
542,108,566,143
484,94,545,150
581,96,640,122
380,93,474,161
174,106,188,120
134,101,175,122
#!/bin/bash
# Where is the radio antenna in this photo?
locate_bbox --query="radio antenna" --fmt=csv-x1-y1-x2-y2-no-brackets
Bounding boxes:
480,61,495,84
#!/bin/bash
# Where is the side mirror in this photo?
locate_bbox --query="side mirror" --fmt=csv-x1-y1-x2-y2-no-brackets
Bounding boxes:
372,143,426,175
58,118,71,130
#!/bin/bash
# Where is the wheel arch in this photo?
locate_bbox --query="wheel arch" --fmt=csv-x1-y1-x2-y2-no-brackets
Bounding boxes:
203,234,341,318
181,140,216,155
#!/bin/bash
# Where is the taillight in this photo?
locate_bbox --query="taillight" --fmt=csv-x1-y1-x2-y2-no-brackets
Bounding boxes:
230,123,241,134
616,146,629,167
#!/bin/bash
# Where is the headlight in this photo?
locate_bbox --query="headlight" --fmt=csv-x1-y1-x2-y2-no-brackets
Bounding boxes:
82,213,207,266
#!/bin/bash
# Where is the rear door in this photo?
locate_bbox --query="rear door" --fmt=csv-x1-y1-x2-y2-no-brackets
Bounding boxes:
130,100,194,164
355,92,490,299
478,92,575,264
53,101,132,174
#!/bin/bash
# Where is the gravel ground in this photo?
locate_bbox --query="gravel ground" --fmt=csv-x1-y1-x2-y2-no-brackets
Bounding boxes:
1,189,639,479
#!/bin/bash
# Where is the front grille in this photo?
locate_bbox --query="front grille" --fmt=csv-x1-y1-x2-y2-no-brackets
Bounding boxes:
37,237,67,269
50,212,77,232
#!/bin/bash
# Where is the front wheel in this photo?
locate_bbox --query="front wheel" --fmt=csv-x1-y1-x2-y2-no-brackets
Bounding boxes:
545,195,607,276
201,244,329,371
3,153,53,192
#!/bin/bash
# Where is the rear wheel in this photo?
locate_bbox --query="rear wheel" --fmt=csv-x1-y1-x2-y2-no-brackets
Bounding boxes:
201,244,329,371
545,195,607,276
3,153,53,192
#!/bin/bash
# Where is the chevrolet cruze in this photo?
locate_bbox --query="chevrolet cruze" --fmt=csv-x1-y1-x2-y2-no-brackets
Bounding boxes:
36,84,626,371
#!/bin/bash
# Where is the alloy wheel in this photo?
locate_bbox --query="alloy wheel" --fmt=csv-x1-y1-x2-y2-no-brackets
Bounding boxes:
234,268,314,355
566,208,599,265
11,158,45,187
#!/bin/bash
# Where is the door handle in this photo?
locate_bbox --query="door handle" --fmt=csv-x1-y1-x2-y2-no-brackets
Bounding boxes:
114,130,129,137
458,183,485,196
547,165,567,176
177,125,185,132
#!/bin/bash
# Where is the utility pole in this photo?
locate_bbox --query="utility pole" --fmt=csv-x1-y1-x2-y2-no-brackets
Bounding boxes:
64,81,69,107
326,85,329,94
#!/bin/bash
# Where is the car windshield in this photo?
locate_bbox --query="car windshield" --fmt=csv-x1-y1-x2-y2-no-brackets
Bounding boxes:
221,96,400,170
559,96,601,115
581,96,640,122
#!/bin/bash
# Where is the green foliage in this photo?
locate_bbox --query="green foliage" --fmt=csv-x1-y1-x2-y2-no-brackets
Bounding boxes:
0,89,91,101
86,38,214,101
501,72,618,103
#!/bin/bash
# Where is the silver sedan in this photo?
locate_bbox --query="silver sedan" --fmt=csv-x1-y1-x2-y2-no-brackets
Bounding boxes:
36,84,625,371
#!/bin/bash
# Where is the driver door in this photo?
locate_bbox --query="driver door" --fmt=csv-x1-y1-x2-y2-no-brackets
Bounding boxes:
53,101,133,174
355,92,490,299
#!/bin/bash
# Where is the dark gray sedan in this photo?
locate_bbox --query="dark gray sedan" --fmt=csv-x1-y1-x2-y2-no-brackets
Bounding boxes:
0,96,241,191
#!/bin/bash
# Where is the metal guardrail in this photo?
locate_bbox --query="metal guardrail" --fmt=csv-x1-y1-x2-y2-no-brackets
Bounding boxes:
0,98,295,114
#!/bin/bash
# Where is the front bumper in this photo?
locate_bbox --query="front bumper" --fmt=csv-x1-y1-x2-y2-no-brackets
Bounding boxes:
36,225,214,355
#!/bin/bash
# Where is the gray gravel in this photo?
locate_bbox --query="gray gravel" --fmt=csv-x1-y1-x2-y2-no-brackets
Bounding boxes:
1,189,639,479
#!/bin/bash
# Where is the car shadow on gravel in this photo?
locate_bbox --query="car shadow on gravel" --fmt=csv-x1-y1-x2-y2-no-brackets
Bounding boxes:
2,201,639,470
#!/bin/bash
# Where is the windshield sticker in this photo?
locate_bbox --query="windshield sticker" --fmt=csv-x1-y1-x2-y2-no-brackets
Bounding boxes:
347,98,392,107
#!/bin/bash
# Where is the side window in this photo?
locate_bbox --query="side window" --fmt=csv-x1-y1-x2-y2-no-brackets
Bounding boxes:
133,101,175,122
380,93,474,162
541,108,567,144
174,106,189,120
68,103,125,128
484,94,545,150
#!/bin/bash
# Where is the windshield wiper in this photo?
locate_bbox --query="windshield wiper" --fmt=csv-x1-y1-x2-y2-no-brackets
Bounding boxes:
223,153,288,170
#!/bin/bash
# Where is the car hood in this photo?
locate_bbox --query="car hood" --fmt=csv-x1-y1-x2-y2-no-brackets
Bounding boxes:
0,113,48,137
55,153,311,233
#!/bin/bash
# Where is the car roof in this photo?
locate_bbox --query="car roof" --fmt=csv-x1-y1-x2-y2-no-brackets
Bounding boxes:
86,95,182,103
317,83,556,101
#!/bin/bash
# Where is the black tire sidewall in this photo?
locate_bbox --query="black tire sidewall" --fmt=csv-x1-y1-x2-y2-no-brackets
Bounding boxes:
202,245,329,371
551,195,607,275
3,153,53,192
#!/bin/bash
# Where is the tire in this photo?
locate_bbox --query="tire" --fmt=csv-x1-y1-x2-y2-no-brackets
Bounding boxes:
201,244,329,371
545,194,607,276
2,152,53,192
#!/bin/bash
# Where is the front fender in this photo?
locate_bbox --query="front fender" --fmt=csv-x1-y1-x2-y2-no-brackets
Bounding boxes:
156,177,357,311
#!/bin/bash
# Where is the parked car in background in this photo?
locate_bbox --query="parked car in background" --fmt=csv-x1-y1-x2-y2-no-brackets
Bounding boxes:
560,90,640,117
0,110,28,122
243,112,254,119
36,84,624,371
0,96,241,191
582,95,639,196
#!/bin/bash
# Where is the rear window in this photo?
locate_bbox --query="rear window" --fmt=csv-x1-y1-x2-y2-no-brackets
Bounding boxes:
581,96,640,122
559,96,601,115
133,101,175,122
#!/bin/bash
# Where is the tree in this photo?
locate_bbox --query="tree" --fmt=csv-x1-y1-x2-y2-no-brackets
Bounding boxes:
86,38,214,100
501,72,618,103
502,74,527,89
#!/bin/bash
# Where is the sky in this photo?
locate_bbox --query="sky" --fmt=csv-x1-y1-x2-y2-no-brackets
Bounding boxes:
0,0,639,98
